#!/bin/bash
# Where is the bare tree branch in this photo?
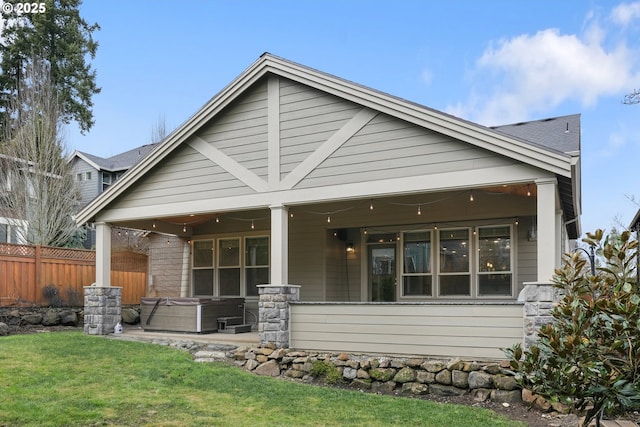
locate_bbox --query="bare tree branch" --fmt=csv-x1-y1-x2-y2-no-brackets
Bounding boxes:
0,56,81,247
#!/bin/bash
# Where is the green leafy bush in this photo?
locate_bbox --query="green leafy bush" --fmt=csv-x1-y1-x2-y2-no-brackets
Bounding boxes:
505,229,640,427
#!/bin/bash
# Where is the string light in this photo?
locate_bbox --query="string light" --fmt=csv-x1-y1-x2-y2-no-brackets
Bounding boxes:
417,205,422,215
369,200,374,210
215,216,220,223
469,192,474,202
327,215,331,223
526,185,531,197
152,221,156,229
251,220,255,230
515,217,519,225
183,224,187,233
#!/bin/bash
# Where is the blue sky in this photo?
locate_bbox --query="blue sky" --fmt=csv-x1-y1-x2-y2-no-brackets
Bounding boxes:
67,0,640,236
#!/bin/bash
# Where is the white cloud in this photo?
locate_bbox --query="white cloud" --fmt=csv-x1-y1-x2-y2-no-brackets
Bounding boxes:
421,68,433,85
611,1,640,27
446,11,640,126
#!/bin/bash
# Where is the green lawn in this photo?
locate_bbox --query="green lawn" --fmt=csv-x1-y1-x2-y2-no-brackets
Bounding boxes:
0,332,525,426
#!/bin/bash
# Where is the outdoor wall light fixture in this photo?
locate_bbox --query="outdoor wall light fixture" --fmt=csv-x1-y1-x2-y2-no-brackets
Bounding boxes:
346,242,355,253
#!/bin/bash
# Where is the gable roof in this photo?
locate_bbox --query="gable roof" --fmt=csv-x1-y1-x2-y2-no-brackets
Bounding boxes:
70,143,159,172
75,53,580,228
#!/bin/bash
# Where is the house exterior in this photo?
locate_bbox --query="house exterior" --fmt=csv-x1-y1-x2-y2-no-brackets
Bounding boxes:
76,53,581,359
69,143,158,248
0,154,41,244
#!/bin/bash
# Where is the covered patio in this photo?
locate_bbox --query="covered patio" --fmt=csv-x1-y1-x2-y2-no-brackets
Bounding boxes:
76,54,580,358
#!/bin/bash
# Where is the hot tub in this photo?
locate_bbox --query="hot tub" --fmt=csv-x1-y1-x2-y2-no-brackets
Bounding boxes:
140,297,244,333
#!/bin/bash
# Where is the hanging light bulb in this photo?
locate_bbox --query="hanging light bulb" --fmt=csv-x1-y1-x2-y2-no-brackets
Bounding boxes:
526,185,531,197
470,192,474,202
434,223,438,230
369,200,374,210
152,221,156,229
251,220,255,230
363,227,368,235
327,215,331,223
215,216,220,223
183,224,187,233
290,212,294,218
515,217,519,225
417,205,422,215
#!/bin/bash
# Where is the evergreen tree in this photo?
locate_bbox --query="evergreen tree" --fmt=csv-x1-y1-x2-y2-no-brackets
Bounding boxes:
0,0,100,134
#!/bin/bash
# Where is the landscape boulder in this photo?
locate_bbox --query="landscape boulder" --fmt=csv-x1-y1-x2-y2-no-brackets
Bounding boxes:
60,311,78,326
0,322,9,336
121,307,140,324
41,310,61,326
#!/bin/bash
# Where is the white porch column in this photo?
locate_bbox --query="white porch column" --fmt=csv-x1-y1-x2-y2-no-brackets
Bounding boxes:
270,204,289,285
536,178,558,282
95,221,112,286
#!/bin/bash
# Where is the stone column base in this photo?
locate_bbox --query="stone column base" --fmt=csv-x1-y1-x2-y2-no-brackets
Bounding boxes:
84,286,122,335
258,284,300,348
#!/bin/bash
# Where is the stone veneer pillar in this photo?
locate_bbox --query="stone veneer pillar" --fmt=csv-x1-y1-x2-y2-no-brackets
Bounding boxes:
257,284,300,348
519,282,559,349
84,286,122,335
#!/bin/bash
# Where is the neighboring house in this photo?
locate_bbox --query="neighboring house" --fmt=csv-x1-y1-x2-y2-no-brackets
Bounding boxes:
0,154,36,244
76,54,581,358
69,143,158,248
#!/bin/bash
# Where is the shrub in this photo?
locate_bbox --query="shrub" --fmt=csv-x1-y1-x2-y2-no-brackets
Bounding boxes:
310,360,343,385
505,229,640,427
42,284,64,307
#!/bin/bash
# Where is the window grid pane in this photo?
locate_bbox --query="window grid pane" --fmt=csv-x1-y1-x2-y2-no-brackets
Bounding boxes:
439,229,470,296
193,240,213,268
402,231,432,296
478,226,512,296
219,239,240,267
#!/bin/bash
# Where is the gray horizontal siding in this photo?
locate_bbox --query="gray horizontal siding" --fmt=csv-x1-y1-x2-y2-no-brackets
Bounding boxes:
280,78,361,178
290,303,523,359
296,113,517,189
198,80,269,179
110,144,255,209
70,158,99,207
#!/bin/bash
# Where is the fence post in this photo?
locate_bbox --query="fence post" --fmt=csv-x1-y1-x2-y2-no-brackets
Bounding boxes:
34,245,41,303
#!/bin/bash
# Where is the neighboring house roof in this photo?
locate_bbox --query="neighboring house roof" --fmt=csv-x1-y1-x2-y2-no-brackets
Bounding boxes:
69,143,159,172
491,114,581,155
75,53,581,236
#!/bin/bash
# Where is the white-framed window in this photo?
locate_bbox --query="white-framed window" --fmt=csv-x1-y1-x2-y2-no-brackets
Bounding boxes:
477,225,513,296
192,236,270,298
192,239,214,296
76,173,83,182
438,228,470,296
245,236,269,297
102,173,112,191
401,231,432,296
219,238,240,296
85,171,92,180
0,219,26,244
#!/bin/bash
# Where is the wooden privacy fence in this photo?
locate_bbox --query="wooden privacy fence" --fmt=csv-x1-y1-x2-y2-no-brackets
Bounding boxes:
0,243,147,306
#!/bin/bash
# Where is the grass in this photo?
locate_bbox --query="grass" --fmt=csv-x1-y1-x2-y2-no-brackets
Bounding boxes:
0,332,525,426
